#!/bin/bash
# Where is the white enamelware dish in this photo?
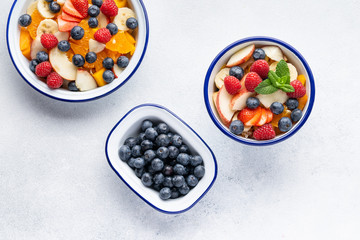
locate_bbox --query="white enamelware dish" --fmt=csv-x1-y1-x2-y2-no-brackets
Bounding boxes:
7,0,149,102
204,36,315,146
105,104,217,214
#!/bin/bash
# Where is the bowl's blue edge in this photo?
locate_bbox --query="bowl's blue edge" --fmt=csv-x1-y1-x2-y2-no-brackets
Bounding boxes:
6,0,150,102
105,103,218,214
203,36,315,146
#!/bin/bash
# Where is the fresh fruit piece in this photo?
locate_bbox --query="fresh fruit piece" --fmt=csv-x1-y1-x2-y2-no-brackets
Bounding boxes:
113,64,123,78
27,1,39,15
102,57,114,69
36,19,58,38
113,7,136,31
229,120,244,135
20,28,32,59
230,88,254,111
262,46,284,61
298,94,308,111
37,51,49,62
253,124,276,140
269,62,298,82
214,68,229,89
92,0,103,7
49,2,61,13
114,0,127,8
98,12,110,28
41,33,58,49
270,102,284,115
63,0,84,19
126,17,138,29
28,9,44,39
88,5,101,17
216,86,236,127
287,80,306,98
58,16,79,31
106,23,119,35
278,117,292,132
61,11,82,22
71,26,85,40
244,72,262,92
250,60,269,79
212,92,219,108
255,108,268,126
68,81,78,91
35,61,52,77
226,44,255,67
291,109,302,122
252,48,266,61
285,98,299,110
88,17,99,28
266,109,273,123
85,52,97,63
105,31,135,54
224,76,241,95
54,31,70,41
297,74,306,86
19,14,32,27
71,0,89,18
238,107,256,123
47,72,63,89
72,54,85,67
103,70,115,83
246,97,260,109
271,107,291,128
100,0,118,17
76,69,97,91
31,37,47,59
37,0,56,19
69,20,90,55
94,28,112,43
229,66,244,80
49,47,77,80
257,90,288,108
58,40,71,52
117,55,129,68
58,0,66,4
89,39,106,53
92,68,107,86
243,107,262,126
29,59,39,73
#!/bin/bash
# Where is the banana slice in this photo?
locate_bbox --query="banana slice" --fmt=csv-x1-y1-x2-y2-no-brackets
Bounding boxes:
27,0,38,15
37,0,55,19
36,19,58,37
214,68,230,89
113,7,136,31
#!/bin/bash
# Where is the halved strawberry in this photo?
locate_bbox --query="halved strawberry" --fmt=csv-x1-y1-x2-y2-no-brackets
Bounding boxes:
71,0,88,18
63,0,84,19
238,107,256,123
58,16,79,32
255,108,268,126
266,109,273,123
61,11,82,22
243,107,262,126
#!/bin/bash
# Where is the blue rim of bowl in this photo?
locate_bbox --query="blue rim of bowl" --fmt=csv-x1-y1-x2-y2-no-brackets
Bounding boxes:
204,36,315,146
105,103,218,214
6,0,149,102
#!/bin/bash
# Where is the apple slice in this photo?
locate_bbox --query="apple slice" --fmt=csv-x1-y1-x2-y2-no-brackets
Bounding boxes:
54,31,70,42
89,39,106,53
255,108,268,126
226,44,255,67
30,37,47,59
244,107,262,126
216,86,236,127
76,70,97,91
269,62,298,82
98,12,110,28
257,90,288,108
266,109,273,123
230,88,254,111
113,65,124,78
49,47,77,80
262,46,284,61
212,91,219,108
214,68,229,89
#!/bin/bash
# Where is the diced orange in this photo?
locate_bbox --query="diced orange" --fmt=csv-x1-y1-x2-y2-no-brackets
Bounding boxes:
27,9,44,39
298,74,306,86
105,49,121,62
70,20,91,56
106,31,135,54
298,94,308,111
20,28,32,60
271,106,291,128
125,31,136,44
114,0,127,8
92,68,107,87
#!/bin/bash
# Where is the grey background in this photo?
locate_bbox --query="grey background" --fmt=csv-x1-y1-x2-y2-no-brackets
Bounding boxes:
1,0,360,239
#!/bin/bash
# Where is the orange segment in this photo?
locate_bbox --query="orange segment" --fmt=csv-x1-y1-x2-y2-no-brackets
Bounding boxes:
106,31,135,54
20,28,32,59
27,9,44,39
70,20,90,56
92,68,107,87
298,74,306,86
114,0,127,8
298,94,308,111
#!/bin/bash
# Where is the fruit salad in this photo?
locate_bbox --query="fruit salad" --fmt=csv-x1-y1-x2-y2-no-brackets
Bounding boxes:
118,120,205,200
213,44,308,140
18,0,138,91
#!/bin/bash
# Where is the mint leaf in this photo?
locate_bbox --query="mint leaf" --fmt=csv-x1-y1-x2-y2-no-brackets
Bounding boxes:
275,60,290,79
279,84,295,93
279,76,290,84
255,79,279,95
268,71,281,87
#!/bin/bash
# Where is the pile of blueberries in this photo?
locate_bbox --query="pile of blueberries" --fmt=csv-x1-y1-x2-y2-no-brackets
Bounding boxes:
118,120,205,200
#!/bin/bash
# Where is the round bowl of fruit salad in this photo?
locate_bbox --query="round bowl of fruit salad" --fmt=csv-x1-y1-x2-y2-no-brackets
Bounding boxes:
204,37,315,145
7,0,149,102
105,104,217,214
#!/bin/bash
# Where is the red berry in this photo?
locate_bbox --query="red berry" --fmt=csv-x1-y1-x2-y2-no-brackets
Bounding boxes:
224,76,241,95
40,33,58,49
46,72,63,89
253,124,276,140
100,0,118,17
250,60,269,79
94,28,112,43
35,61,52,78
71,0,88,18
287,80,306,98
245,72,262,92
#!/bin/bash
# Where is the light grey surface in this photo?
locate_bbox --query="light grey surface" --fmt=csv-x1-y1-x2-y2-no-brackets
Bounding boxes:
1,0,360,239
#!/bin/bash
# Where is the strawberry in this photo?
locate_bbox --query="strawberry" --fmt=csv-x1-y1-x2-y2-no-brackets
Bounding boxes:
250,60,269,79
238,107,257,123
46,72,63,89
40,33,58,49
35,61,52,78
100,0,118,17
94,28,112,43
287,80,306,98
71,0,88,18
224,76,241,95
245,72,262,92
253,124,276,140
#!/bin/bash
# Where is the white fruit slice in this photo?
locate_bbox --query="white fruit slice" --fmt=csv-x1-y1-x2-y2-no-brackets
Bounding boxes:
36,19,58,37
89,39,106,53
257,90,288,108
269,62,298,82
49,48,77,80
57,0,66,4
113,7,136,31
230,88,255,111
216,86,236,127
54,31,70,42
76,70,97,91
226,44,255,67
98,12,110,28
113,65,124,78
262,46,284,62
27,1,38,15
269,62,277,72
214,68,229,89
30,37,47,59
213,91,219,108
37,0,55,19
232,112,239,122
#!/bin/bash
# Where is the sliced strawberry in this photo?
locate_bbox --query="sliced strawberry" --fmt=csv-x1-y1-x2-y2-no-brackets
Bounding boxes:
266,109,273,123
63,0,84,19
61,11,82,23
58,16,79,32
238,107,256,123
71,0,88,18
244,107,262,126
256,108,268,126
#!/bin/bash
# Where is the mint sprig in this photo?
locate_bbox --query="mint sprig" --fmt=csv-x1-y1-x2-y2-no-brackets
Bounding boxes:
255,60,295,94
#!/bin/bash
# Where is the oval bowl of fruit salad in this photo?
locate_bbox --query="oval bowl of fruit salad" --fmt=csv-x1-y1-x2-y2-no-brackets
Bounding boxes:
204,37,315,146
7,0,149,102
105,104,217,214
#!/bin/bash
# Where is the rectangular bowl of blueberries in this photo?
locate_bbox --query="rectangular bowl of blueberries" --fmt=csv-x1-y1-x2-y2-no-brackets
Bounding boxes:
105,104,217,214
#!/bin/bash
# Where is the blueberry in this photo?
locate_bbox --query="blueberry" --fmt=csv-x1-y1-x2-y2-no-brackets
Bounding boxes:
45,0,53,2
57,40,71,52
229,66,244,80
71,54,85,67
134,157,145,169
173,164,186,175
172,134,182,147
106,23,118,35
172,175,185,188
141,120,153,131
155,134,170,147
157,147,169,159
157,123,169,134
178,145,189,154
151,158,164,172
286,98,299,110
141,173,153,187
29,59,39,73
124,137,137,148
159,187,171,200
153,173,165,185
229,120,244,135
117,56,129,68
190,155,203,167
153,184,162,191
103,70,115,83
102,57,114,69
49,2,60,13
92,0,103,7
68,81,78,91
278,117,293,132
168,146,179,159
88,5,100,17
126,17,138,29
140,139,153,151
71,26,85,40
118,145,131,162
163,176,173,187
194,165,205,178
147,165,156,174
186,175,198,187
253,48,266,61
170,188,180,199
246,97,260,109
178,184,190,195
291,109,303,122
177,153,190,166
36,51,49,62
144,149,156,163
270,102,284,115
131,145,142,157
85,52,97,63
135,168,145,178
18,14,32,27
136,132,146,144
145,127,158,141
167,132,174,140
127,158,136,168
88,17,98,28
163,165,173,176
